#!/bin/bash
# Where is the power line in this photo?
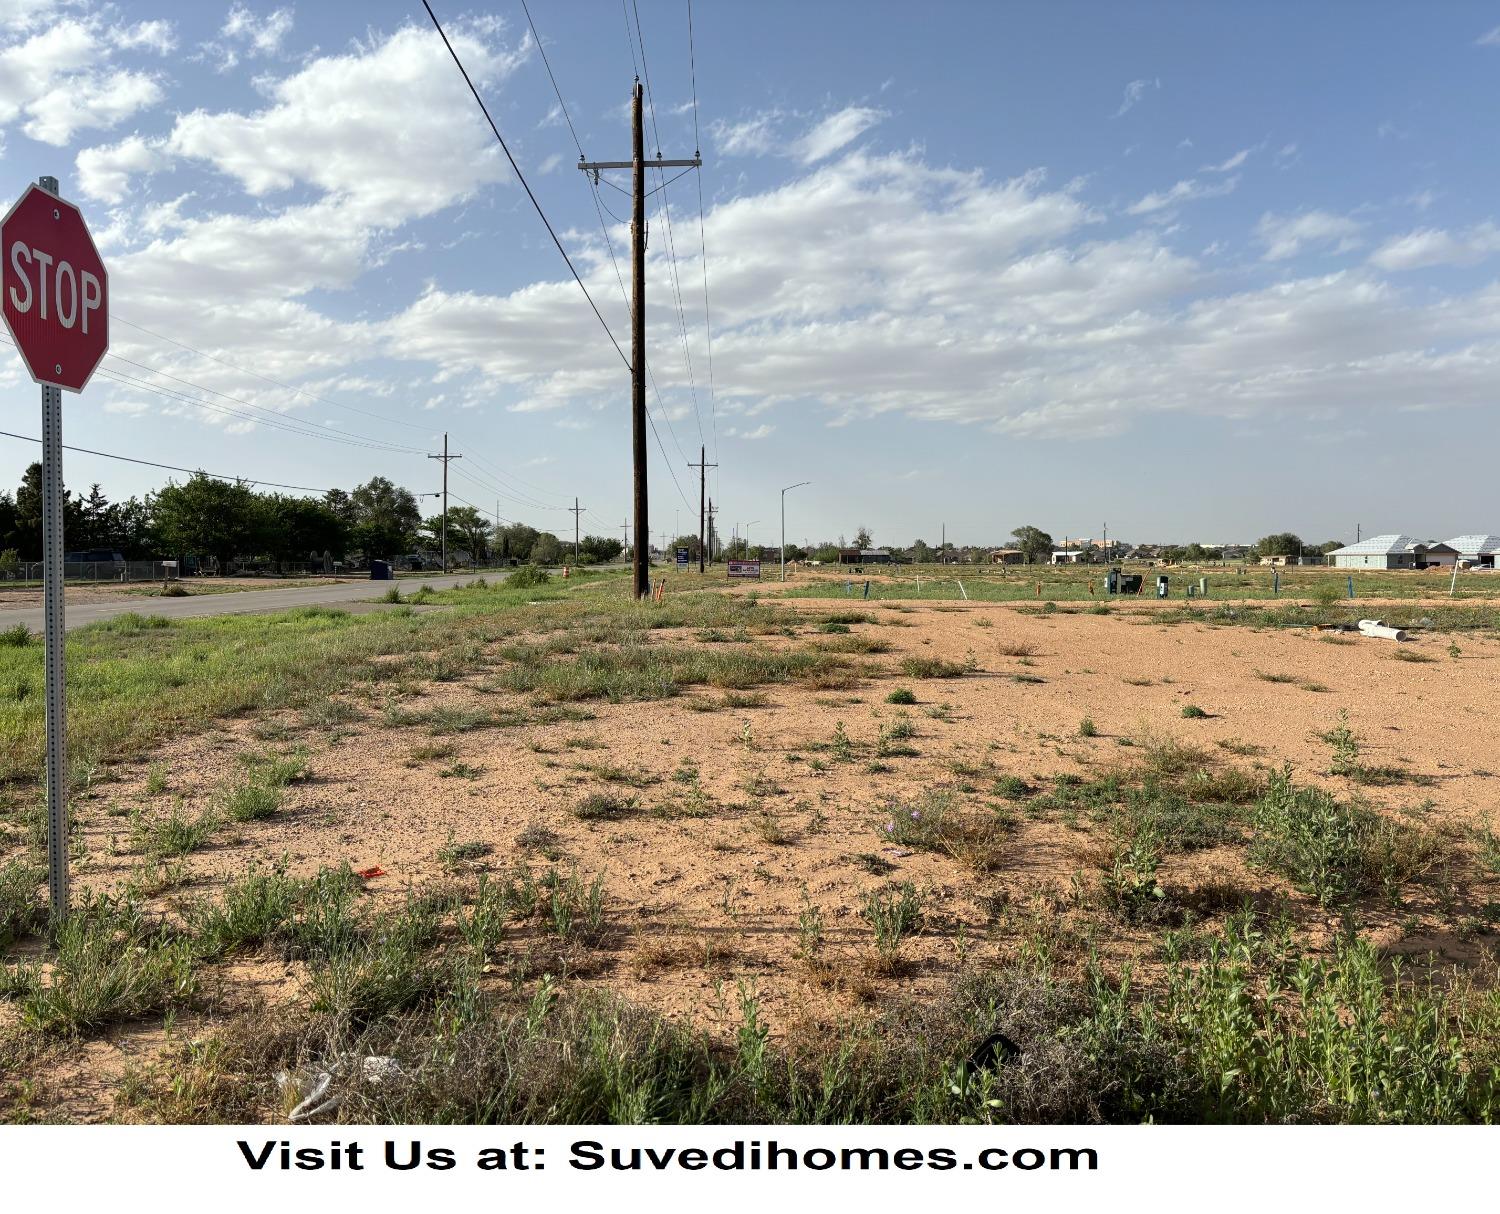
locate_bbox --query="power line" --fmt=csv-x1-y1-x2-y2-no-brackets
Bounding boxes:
101,351,427,454
0,428,331,493
630,0,707,451
111,314,434,435
688,0,719,467
422,0,630,370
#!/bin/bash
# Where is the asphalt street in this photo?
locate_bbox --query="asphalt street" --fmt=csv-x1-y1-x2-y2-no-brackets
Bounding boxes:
0,571,504,633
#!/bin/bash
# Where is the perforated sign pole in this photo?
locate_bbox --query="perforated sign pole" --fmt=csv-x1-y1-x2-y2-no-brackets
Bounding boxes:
42,371,66,918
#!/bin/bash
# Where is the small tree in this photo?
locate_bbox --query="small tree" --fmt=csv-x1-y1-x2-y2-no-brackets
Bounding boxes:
1011,525,1054,565
530,532,563,565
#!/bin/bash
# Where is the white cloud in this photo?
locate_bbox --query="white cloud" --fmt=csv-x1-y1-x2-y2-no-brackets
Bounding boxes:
223,4,293,54
1126,175,1238,215
794,105,886,164
110,19,176,56
1113,78,1158,118
76,132,167,202
0,16,165,145
1478,24,1500,46
1368,223,1500,271
1202,147,1249,172
726,423,774,440
1256,210,1363,260
712,110,782,157
167,24,530,226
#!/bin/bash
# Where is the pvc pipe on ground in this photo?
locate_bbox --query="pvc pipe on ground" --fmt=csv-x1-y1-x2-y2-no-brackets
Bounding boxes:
1357,619,1408,641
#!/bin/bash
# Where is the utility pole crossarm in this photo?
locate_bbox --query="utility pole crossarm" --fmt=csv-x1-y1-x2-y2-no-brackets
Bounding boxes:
578,158,702,173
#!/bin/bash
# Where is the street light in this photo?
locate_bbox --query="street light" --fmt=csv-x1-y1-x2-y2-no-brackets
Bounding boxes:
780,481,810,581
742,521,760,559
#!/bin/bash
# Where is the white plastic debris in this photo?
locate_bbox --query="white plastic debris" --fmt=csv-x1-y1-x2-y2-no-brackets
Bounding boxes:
1357,619,1409,641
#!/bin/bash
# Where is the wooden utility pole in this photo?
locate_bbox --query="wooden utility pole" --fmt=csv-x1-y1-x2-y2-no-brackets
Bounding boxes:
427,433,460,573
580,82,701,599
568,497,586,563
689,445,717,573
706,497,718,563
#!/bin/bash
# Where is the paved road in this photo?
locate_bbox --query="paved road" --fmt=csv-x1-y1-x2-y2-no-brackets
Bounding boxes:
0,572,505,633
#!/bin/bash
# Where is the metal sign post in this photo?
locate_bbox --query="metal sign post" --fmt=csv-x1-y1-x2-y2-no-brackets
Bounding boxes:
41,379,66,916
2,174,110,922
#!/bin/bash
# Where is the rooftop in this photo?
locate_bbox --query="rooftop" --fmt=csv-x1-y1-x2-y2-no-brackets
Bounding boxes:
1329,534,1417,555
1445,534,1500,554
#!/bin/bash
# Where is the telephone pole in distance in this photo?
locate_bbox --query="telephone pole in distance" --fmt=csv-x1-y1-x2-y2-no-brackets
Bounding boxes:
568,497,586,564
689,445,717,574
427,433,460,573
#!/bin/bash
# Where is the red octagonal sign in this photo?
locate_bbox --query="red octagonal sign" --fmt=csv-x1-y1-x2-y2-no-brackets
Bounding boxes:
1,183,108,393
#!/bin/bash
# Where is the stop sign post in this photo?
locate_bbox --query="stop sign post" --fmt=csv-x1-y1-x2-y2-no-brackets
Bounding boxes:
1,175,109,922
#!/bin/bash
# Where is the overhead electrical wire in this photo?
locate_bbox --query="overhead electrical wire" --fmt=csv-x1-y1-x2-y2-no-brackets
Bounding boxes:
422,0,630,370
630,0,706,452
0,427,331,493
687,0,720,470
111,315,434,435
101,351,427,454
518,0,692,511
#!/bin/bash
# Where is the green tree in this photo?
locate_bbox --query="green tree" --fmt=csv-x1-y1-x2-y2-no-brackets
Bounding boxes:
909,538,932,563
854,526,873,549
530,532,563,565
154,475,260,571
1251,532,1304,559
261,495,351,568
579,534,623,563
350,477,420,557
1010,525,1054,565
443,506,491,564
495,523,540,563
1318,539,1347,555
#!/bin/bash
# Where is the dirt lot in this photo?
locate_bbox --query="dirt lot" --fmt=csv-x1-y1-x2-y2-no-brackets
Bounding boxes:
13,588,1498,1121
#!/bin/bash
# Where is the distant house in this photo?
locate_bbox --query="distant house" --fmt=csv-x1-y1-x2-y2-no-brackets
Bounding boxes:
1445,535,1500,567
838,548,893,565
1219,544,1248,560
1418,541,1459,569
1258,554,1294,567
1328,535,1423,570
988,548,1025,565
1050,549,1086,564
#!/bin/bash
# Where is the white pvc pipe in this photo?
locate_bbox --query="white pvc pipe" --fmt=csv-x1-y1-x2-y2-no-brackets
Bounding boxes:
1357,619,1408,641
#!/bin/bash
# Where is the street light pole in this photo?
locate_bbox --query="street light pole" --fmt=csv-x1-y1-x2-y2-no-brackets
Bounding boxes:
780,481,810,582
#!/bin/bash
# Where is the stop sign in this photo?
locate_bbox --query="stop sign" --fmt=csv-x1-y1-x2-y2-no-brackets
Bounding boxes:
1,183,108,392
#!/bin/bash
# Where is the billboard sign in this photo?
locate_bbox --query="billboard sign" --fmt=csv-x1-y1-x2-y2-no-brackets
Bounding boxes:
727,559,761,579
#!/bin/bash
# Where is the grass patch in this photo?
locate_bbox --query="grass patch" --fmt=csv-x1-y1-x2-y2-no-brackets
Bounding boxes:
900,656,967,679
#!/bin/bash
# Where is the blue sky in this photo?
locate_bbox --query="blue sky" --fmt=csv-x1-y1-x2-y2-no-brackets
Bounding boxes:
3,1,1500,549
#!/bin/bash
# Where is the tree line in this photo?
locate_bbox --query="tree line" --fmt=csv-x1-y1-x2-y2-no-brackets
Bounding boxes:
0,466,620,570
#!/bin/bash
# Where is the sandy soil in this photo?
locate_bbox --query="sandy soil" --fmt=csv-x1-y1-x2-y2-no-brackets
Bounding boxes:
28,594,1497,1120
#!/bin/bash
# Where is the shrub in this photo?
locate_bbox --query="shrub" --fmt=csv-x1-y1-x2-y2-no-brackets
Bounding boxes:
0,623,34,647
886,687,917,705
1249,766,1432,905
1181,704,1208,719
508,566,552,589
1078,717,1098,737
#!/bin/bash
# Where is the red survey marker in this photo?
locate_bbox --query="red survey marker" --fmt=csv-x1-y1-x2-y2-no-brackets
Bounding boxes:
1,182,109,392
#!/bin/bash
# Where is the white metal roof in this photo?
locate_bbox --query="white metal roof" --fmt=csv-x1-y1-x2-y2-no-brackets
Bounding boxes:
1445,534,1500,555
1329,534,1415,555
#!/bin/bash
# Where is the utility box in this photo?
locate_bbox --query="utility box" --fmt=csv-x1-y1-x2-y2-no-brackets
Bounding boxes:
1198,577,1209,598
1156,574,1169,598
369,559,392,580
1105,569,1120,594
1122,573,1143,594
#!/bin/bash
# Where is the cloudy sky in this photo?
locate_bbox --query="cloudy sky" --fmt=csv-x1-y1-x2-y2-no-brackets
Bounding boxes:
3,1,1500,548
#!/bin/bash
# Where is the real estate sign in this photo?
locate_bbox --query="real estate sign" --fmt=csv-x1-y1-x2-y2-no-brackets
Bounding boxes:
727,559,761,579
675,546,689,568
